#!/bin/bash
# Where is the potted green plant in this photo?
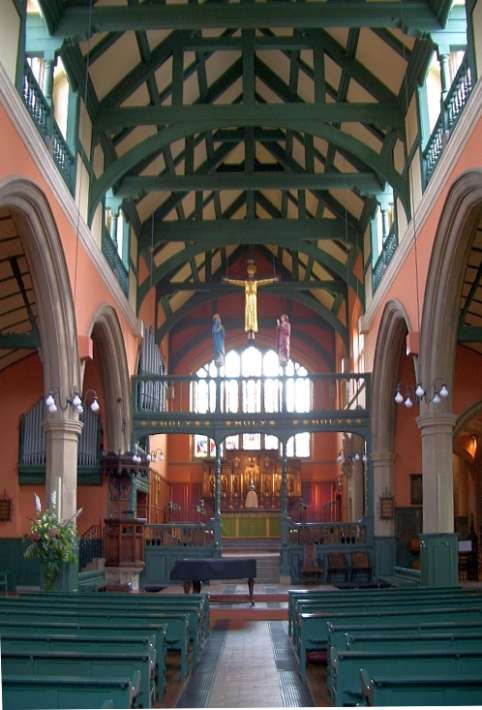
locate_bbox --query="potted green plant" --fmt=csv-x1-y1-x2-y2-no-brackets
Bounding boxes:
24,494,80,591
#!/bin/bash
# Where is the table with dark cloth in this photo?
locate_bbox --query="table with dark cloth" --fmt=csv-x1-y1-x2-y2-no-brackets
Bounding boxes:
170,558,257,603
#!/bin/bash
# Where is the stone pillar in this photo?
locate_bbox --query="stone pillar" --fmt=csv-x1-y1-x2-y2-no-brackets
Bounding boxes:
44,415,83,522
44,414,83,592
372,452,396,577
417,412,458,586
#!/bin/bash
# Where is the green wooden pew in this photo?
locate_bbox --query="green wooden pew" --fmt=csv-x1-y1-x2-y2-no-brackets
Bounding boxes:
2,649,154,708
332,648,482,706
342,630,482,654
287,586,477,636
0,619,166,674
19,592,209,662
327,630,482,693
0,605,191,678
327,619,482,653
0,596,204,667
23,591,210,639
2,674,136,709
0,633,163,699
292,593,482,650
296,605,482,681
359,668,482,707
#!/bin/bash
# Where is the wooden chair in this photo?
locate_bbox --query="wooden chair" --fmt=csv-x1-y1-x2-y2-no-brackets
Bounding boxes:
300,544,322,584
350,551,372,582
326,553,349,583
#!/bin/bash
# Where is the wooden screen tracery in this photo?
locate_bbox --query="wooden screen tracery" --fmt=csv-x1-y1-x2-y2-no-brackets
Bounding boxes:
202,451,301,511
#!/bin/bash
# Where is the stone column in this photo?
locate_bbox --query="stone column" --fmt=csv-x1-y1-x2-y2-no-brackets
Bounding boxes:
417,412,458,586
44,414,83,592
44,414,83,521
371,452,396,577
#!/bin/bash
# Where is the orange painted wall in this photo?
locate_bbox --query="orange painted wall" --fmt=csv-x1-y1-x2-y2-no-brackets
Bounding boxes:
0,353,45,536
453,344,482,418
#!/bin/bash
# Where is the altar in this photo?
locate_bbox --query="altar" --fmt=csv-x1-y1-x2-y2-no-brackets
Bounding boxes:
221,511,281,538
202,451,301,513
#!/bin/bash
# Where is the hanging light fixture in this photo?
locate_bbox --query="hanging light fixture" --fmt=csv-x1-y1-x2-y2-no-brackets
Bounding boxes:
394,379,449,407
45,389,100,414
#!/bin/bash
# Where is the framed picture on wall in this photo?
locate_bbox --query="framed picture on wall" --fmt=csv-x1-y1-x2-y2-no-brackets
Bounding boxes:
410,474,422,505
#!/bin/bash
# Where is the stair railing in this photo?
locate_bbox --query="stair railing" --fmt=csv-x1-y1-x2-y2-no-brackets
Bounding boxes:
78,523,103,570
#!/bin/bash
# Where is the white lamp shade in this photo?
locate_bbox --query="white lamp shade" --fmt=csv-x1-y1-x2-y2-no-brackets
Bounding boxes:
404,397,414,408
439,385,449,397
72,394,82,407
90,399,100,412
432,393,441,404
415,384,425,398
48,403,58,413
45,394,55,408
394,391,404,404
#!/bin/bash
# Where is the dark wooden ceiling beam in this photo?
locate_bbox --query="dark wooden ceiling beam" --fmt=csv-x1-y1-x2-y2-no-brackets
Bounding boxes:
117,171,383,196
95,102,403,136
53,3,442,36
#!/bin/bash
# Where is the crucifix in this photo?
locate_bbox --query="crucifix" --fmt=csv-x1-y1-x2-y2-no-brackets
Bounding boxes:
224,261,278,339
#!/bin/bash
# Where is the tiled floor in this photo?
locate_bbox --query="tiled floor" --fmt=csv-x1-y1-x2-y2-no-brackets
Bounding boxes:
157,583,334,709
208,620,284,707
163,617,327,709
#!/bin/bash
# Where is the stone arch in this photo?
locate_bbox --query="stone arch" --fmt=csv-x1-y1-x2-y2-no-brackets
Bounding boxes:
370,300,412,555
0,177,80,400
88,304,131,454
371,299,413,456
419,170,482,408
454,399,482,437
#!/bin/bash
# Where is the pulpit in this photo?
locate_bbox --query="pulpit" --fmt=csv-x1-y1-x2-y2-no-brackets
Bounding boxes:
104,518,145,591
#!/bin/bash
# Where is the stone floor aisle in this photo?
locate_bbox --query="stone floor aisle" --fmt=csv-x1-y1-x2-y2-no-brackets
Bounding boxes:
176,619,317,708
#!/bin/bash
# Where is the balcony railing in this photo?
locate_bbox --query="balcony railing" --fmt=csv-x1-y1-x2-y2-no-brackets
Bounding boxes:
288,520,367,545
102,228,129,296
372,226,399,292
144,522,216,547
133,372,369,420
423,53,473,188
21,61,75,194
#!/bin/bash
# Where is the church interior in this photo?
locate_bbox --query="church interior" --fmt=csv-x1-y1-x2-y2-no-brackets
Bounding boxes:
1,0,482,707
